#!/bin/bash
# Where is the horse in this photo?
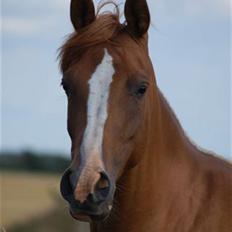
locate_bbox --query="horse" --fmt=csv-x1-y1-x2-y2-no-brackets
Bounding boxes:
59,0,232,231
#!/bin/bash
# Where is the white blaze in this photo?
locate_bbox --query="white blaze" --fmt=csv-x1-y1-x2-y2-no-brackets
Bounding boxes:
81,49,115,162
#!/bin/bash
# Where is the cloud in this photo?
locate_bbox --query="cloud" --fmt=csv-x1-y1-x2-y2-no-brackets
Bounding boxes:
2,0,71,36
181,0,228,17
3,0,228,36
148,0,229,20
2,16,68,36
2,17,42,35
3,0,68,13
1,0,69,35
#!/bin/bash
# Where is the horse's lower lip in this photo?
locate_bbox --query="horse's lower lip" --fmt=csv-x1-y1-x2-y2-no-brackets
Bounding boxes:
70,210,91,222
70,208,109,222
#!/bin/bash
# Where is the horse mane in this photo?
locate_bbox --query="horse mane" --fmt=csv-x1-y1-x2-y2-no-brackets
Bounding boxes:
59,2,127,73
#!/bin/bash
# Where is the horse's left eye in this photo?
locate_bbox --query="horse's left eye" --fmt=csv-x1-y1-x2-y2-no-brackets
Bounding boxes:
135,83,148,97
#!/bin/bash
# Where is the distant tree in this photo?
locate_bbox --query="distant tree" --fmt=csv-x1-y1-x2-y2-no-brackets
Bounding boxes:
0,151,70,173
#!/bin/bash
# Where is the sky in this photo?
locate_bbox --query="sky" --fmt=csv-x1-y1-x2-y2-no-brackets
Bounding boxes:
1,0,231,159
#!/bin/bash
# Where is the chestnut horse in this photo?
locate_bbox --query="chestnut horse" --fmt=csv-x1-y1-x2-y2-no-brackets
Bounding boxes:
60,0,232,231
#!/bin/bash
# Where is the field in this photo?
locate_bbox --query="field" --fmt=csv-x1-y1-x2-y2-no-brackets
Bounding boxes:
1,172,90,232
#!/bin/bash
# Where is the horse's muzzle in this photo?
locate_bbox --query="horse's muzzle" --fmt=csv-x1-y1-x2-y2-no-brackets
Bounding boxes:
60,168,113,221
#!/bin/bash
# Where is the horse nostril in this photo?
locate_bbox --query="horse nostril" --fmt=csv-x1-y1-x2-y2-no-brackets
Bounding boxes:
89,172,111,204
60,168,73,201
96,172,111,195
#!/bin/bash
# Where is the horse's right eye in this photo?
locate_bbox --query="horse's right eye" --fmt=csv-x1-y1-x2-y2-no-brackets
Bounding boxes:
61,80,71,96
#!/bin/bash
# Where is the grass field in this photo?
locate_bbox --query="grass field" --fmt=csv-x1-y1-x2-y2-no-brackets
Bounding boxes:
1,172,90,232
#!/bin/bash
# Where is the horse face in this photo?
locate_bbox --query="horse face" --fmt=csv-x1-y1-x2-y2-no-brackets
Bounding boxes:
60,0,152,222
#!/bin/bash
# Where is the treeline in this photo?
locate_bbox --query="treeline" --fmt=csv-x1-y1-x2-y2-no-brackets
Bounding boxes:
0,151,71,174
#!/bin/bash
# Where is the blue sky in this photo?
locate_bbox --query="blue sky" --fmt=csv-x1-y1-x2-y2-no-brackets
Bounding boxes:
1,0,231,159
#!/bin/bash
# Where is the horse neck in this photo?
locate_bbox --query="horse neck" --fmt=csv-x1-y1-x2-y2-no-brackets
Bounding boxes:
92,87,200,232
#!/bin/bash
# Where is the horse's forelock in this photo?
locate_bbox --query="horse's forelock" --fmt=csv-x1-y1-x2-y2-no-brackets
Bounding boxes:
59,2,126,73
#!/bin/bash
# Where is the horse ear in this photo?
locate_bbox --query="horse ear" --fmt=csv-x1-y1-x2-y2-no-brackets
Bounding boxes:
124,0,150,37
70,0,95,31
